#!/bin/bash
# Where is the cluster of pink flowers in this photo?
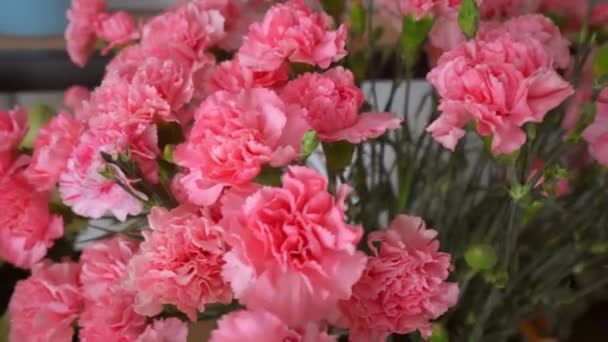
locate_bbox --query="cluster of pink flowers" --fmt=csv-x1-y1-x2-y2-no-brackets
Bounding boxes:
426,13,574,154
2,0,475,341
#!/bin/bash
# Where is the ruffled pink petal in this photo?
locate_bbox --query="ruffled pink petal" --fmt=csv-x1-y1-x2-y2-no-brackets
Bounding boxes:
318,112,401,143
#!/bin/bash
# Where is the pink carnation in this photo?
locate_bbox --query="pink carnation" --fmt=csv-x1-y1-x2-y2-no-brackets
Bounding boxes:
129,205,232,319
210,310,336,342
64,85,90,117
582,87,608,165
24,112,84,191
95,11,140,53
338,215,459,341
65,0,107,67
479,14,571,69
282,67,401,143
59,126,159,221
174,88,307,206
136,318,189,342
79,235,147,341
221,166,367,326
202,59,289,95
427,33,573,154
377,0,461,23
80,235,140,301
0,107,28,170
141,1,225,65
9,261,82,342
0,168,63,269
237,0,347,71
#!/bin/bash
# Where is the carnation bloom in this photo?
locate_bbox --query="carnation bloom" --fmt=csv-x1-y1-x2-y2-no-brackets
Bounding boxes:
59,125,158,221
210,310,335,342
9,261,82,342
0,168,63,269
129,205,232,319
64,85,90,114
237,0,347,71
221,166,367,326
65,0,107,67
338,215,459,341
136,318,189,342
376,0,461,26
527,159,569,197
427,33,573,154
80,234,140,301
202,59,289,95
24,112,84,191
79,235,148,341
582,87,608,165
95,11,139,52
174,88,307,206
0,107,28,170
282,67,401,143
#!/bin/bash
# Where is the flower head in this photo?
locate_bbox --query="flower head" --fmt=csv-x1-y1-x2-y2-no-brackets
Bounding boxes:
136,318,189,342
338,215,459,341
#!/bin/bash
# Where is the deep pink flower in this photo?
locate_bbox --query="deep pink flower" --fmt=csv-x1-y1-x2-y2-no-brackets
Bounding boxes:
0,107,28,171
202,59,289,95
583,87,608,165
128,205,232,319
59,125,159,221
24,112,84,191
9,261,82,342
174,88,307,206
338,215,459,341
210,310,336,342
0,168,63,269
282,67,401,143
79,236,147,342
80,235,140,301
220,166,367,326
95,11,140,53
238,0,347,71
427,33,573,154
136,318,189,342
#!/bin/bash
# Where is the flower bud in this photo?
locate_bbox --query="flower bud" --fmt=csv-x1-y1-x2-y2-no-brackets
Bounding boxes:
465,244,497,271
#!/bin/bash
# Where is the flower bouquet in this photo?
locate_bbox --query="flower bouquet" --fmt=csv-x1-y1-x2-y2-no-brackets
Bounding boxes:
1,0,608,341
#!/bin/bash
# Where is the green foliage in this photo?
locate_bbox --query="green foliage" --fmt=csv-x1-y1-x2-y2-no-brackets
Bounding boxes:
400,15,434,70
458,0,480,39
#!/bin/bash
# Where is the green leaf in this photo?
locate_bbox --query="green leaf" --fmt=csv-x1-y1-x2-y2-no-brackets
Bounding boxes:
458,0,479,39
593,43,608,80
429,323,449,342
300,130,320,160
349,3,366,36
400,14,434,69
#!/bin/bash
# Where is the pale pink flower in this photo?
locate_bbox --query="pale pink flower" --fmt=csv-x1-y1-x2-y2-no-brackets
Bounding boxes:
0,168,63,269
65,0,107,67
376,0,461,23
479,14,571,69
141,1,226,65
174,88,308,206
80,235,140,301
129,205,232,319
95,11,140,53
192,0,255,51
9,261,82,342
24,112,84,191
202,59,289,95
427,33,573,154
59,125,159,221
79,285,148,342
582,87,608,165
105,45,147,80
237,0,347,71
210,310,336,342
0,107,28,169
136,318,189,342
429,10,465,54
79,235,147,342
339,215,459,341
282,67,401,143
221,166,367,326
478,0,539,19
64,85,90,113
